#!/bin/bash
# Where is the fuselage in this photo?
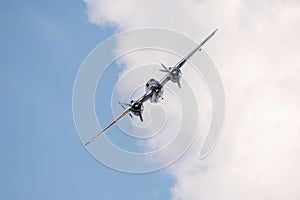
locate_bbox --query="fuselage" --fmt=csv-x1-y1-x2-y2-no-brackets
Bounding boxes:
145,78,164,103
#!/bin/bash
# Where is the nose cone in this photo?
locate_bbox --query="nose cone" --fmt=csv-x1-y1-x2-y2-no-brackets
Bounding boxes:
130,101,144,117
169,68,182,82
131,102,142,112
133,102,140,109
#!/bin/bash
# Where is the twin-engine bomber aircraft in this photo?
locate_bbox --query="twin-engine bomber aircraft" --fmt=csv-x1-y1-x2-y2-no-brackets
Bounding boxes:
85,29,218,146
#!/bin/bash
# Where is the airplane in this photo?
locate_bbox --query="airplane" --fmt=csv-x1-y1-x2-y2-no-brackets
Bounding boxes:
85,29,218,146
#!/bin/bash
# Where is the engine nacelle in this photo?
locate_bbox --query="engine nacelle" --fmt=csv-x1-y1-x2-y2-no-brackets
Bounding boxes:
145,78,164,103
169,67,182,83
130,100,144,116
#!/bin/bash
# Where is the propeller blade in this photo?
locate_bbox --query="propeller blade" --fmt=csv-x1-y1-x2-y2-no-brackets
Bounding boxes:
138,112,143,122
160,63,169,72
119,102,126,109
122,102,132,107
177,80,181,88
119,102,133,118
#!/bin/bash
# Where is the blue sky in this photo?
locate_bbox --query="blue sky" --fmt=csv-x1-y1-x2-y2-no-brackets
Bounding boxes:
0,1,174,199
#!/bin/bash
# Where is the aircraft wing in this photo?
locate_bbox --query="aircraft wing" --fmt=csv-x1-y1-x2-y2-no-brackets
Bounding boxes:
85,108,131,146
138,89,153,103
174,28,218,69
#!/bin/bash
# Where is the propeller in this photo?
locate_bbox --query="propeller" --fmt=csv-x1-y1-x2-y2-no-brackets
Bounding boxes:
119,101,144,122
159,63,182,89
138,112,143,122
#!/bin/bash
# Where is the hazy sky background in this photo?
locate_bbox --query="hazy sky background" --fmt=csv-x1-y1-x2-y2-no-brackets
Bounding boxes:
1,0,300,200
85,0,300,199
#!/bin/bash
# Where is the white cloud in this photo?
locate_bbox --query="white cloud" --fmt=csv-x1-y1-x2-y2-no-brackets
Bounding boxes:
84,0,300,199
